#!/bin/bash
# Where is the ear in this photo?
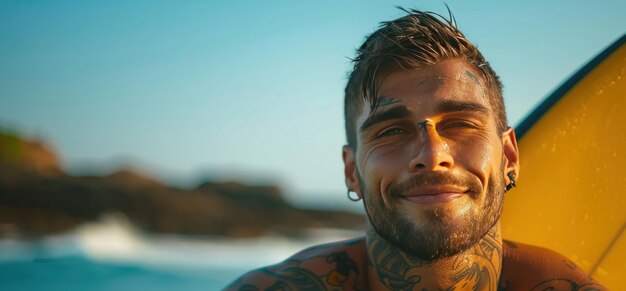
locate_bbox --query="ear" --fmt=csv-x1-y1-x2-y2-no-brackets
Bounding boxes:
501,127,520,182
342,145,362,196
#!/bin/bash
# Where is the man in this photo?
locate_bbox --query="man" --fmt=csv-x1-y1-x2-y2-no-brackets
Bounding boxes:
225,8,607,290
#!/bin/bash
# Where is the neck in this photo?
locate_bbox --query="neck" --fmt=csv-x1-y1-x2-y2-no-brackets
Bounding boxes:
366,222,503,290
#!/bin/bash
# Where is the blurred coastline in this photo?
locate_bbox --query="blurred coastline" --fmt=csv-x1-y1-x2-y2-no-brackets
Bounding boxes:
0,129,366,289
0,129,365,239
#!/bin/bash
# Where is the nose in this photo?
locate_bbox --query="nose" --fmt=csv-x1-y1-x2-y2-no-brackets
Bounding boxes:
409,123,454,171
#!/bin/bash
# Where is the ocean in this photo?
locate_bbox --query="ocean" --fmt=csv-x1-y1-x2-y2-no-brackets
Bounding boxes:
0,214,361,290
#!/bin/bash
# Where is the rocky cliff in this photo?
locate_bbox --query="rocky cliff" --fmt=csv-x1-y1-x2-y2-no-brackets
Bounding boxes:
0,131,365,238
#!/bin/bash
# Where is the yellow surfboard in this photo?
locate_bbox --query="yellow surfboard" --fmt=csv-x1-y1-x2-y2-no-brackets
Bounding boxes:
501,34,626,289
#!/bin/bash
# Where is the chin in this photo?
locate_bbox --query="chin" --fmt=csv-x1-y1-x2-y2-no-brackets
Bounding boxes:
399,195,474,225
368,198,500,260
363,170,506,260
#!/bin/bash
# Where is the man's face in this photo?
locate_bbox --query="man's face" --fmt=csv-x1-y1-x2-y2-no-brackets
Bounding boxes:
343,59,518,260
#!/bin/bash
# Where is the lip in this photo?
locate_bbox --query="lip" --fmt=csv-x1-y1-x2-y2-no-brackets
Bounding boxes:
401,185,468,205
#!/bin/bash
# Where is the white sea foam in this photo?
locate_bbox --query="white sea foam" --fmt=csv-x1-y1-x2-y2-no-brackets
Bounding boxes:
1,212,362,273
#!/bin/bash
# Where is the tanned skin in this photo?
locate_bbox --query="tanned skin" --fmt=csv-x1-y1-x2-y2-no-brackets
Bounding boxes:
225,233,604,290
224,60,607,290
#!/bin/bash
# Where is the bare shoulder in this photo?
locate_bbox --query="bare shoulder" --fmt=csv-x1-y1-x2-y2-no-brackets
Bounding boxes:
223,237,367,291
500,240,607,290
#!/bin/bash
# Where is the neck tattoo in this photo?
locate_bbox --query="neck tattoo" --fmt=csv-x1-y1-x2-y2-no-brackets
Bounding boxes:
366,223,503,290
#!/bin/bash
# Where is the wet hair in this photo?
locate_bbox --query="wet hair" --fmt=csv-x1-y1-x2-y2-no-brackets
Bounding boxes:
344,7,506,148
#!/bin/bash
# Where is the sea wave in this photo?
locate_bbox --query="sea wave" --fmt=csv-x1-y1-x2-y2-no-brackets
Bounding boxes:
0,212,362,289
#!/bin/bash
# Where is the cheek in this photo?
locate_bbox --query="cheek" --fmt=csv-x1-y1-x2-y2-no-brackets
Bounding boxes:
359,146,409,191
453,135,500,179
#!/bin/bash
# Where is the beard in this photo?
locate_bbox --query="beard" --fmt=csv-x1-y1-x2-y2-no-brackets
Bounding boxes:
361,162,505,261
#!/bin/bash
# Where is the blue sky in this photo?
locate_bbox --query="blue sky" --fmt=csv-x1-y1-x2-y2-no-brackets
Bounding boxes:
1,1,625,210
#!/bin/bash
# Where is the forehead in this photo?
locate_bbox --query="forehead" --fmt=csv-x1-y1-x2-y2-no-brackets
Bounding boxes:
360,60,491,117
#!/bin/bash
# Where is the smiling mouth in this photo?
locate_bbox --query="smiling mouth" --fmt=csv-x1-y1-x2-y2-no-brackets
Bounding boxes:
403,192,465,205
401,186,469,205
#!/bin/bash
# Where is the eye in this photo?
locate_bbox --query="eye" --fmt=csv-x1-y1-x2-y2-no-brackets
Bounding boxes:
439,120,479,130
378,127,406,137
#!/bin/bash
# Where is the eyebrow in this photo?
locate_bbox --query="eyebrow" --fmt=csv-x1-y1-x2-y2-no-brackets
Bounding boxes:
376,97,401,107
359,100,490,134
437,100,490,115
359,105,412,133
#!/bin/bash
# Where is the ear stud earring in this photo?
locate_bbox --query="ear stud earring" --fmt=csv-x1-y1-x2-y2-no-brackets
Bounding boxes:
505,172,516,192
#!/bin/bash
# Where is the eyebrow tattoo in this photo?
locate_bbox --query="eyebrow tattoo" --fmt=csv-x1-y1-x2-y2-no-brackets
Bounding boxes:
359,106,411,133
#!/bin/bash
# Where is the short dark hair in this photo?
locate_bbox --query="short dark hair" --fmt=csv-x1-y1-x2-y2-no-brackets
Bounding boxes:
344,8,506,148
